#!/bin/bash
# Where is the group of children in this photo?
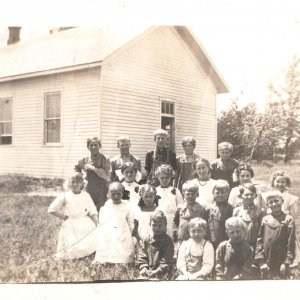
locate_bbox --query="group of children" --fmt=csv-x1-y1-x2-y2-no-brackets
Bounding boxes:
48,129,299,280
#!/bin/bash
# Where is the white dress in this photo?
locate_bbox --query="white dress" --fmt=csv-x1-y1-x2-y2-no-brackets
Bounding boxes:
156,186,183,238
135,207,157,241
94,199,135,263
191,178,216,210
48,191,98,259
122,181,140,215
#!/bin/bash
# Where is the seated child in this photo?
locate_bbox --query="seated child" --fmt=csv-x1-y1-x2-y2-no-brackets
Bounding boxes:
48,172,99,259
210,142,238,189
215,217,254,280
138,210,174,280
255,191,295,279
133,184,160,243
173,180,207,243
191,158,217,210
176,217,214,280
233,183,265,250
175,136,201,192
110,135,142,182
145,129,177,186
94,182,135,264
228,162,265,209
207,180,233,250
156,164,183,238
121,162,140,214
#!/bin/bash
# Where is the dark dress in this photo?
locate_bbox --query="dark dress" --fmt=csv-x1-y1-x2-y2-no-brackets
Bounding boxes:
233,204,265,250
207,201,233,249
75,153,110,211
173,202,207,242
145,147,176,186
174,153,201,192
210,158,238,189
110,154,141,182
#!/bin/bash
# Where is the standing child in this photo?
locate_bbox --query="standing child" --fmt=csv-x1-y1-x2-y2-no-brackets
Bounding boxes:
228,163,265,209
110,135,142,182
207,180,233,250
210,142,238,189
176,217,214,280
94,182,135,264
215,217,254,280
173,181,207,243
255,191,295,279
175,136,201,192
268,170,300,266
233,183,265,250
75,137,111,211
191,158,216,210
48,172,99,259
138,210,174,280
145,129,177,186
121,162,140,213
133,184,160,243
156,164,183,238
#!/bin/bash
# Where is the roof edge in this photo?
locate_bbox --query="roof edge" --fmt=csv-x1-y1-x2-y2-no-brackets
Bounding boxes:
0,61,102,83
174,26,229,94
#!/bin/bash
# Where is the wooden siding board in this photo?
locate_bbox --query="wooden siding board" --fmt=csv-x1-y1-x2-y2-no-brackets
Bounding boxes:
101,26,217,169
0,68,101,177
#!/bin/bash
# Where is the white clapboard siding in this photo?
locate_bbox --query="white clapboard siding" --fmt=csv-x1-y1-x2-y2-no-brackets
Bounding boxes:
100,26,217,171
0,67,101,178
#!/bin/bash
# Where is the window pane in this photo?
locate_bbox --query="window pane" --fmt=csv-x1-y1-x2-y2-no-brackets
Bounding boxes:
166,102,170,114
45,119,60,143
45,93,61,118
170,103,174,115
2,122,12,134
0,99,12,121
0,136,12,145
161,102,165,114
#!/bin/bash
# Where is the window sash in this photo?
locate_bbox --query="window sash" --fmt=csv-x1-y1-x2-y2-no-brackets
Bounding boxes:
44,93,61,144
161,100,174,116
0,98,12,145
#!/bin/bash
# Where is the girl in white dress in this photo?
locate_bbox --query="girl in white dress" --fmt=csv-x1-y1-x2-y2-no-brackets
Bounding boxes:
134,184,160,242
156,164,183,238
121,162,140,215
48,172,99,259
94,182,135,264
191,158,216,210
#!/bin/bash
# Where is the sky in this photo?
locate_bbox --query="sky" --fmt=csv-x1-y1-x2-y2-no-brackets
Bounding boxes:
0,0,299,113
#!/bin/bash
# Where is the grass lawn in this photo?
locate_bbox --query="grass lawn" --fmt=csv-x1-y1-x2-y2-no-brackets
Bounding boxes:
1,160,299,283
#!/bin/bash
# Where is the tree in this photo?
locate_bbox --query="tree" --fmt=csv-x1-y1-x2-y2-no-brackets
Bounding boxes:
267,56,300,163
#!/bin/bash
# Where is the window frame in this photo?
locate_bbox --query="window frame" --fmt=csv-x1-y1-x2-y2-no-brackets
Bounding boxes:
0,97,13,146
43,92,61,146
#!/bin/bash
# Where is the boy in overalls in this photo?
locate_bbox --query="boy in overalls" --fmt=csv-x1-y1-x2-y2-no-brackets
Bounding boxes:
176,217,214,280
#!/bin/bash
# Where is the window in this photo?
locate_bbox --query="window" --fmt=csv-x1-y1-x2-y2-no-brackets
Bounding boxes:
0,98,12,145
161,100,174,115
161,99,175,151
44,92,61,144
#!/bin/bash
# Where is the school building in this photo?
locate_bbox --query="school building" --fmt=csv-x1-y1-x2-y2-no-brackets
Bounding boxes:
0,26,228,178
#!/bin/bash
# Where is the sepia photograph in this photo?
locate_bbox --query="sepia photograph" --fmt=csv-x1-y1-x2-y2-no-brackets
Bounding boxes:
0,0,299,298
